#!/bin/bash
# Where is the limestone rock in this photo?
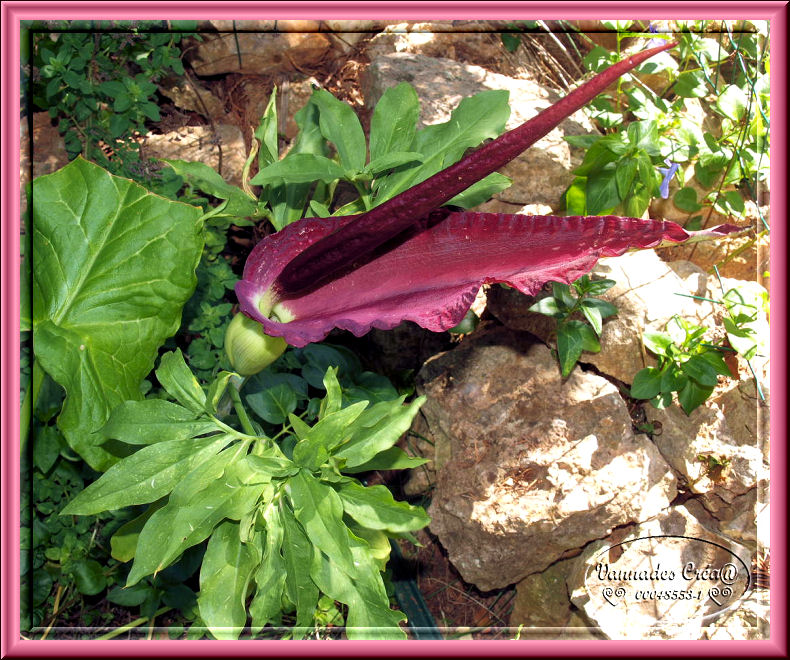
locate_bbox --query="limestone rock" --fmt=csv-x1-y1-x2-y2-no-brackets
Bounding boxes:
420,327,677,591
487,250,718,384
567,504,753,639
362,52,596,211
189,32,332,76
650,378,768,495
143,124,247,187
366,22,508,73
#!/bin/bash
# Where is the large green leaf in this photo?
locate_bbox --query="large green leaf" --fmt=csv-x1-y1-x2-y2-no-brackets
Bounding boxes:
198,521,261,640
32,158,203,469
61,434,230,516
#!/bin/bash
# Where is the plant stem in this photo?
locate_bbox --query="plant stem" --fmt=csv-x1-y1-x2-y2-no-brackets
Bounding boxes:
229,381,256,436
20,359,44,455
95,607,171,640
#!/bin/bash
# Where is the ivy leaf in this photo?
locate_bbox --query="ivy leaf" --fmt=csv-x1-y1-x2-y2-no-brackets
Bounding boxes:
32,158,203,469
71,559,106,595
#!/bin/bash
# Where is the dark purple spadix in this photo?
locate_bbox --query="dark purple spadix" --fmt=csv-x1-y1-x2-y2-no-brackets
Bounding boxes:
275,41,678,295
236,41,743,350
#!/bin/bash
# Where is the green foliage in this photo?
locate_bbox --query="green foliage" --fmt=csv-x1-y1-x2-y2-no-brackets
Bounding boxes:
62,350,429,639
171,81,513,233
630,318,729,415
630,279,767,414
30,21,198,183
528,275,618,377
566,21,769,232
31,158,204,470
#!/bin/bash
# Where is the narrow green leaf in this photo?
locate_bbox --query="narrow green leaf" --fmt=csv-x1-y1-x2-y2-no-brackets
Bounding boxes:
32,159,203,469
250,153,346,185
292,401,368,467
61,434,229,515
368,82,420,162
320,366,343,417
312,88,367,173
364,152,424,177
280,503,319,638
288,469,354,572
333,396,425,468
249,503,287,632
205,371,236,415
254,87,280,168
446,172,512,209
126,445,262,586
309,529,406,639
335,480,430,533
162,159,258,217
156,350,206,413
199,521,261,640
375,89,510,203
101,399,216,445
341,446,429,474
110,498,166,562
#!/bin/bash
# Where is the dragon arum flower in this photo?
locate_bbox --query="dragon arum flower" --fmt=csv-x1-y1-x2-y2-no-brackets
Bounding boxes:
229,41,741,368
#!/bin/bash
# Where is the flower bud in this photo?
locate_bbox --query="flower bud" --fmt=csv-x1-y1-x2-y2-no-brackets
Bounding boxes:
225,313,287,376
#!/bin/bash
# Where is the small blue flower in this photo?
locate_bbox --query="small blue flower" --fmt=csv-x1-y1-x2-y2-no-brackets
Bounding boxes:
657,158,679,199
646,22,665,48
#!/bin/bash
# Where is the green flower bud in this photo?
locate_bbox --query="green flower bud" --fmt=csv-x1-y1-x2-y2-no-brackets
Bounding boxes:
225,313,287,376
